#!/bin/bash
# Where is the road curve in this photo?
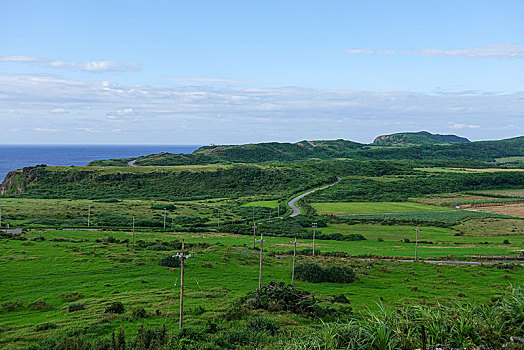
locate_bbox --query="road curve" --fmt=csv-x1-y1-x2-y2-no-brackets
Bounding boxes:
287,177,341,217
128,159,138,167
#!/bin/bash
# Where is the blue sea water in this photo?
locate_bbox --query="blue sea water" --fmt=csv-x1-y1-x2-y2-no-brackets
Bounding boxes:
0,145,200,182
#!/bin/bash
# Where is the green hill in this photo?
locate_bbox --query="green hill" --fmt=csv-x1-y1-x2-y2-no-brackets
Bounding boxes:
373,131,470,146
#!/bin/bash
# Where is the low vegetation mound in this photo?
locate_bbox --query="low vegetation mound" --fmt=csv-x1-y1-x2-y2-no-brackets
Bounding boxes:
294,263,356,283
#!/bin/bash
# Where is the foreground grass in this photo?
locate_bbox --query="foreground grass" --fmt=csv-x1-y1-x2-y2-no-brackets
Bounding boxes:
1,228,522,348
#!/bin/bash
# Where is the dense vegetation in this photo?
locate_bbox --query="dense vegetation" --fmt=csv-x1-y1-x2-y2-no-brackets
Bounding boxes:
85,133,524,166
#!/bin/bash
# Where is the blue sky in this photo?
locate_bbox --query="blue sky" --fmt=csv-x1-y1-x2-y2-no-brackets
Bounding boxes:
0,0,523,144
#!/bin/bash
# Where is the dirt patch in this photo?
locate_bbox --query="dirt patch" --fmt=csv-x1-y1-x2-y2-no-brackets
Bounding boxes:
468,204,524,218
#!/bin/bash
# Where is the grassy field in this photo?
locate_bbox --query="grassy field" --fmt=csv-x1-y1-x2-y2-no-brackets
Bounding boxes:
339,210,516,224
241,200,280,209
311,201,453,215
1,228,522,348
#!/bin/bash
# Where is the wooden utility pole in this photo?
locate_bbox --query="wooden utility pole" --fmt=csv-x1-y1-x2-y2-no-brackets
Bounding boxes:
174,239,193,329
163,208,167,229
255,231,265,289
312,222,317,256
291,236,297,286
414,227,422,260
217,210,220,227
132,217,135,249
0,203,2,228
88,204,91,227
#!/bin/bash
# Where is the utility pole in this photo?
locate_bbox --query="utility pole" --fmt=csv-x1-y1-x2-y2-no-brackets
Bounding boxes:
291,236,297,286
172,217,175,233
174,239,193,329
252,222,257,249
217,210,220,227
0,203,2,228
132,217,135,249
88,204,91,227
163,208,167,229
255,231,265,289
414,227,422,261
277,204,280,218
312,222,317,256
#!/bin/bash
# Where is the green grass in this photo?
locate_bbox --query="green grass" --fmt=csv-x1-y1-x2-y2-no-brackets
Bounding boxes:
340,209,517,224
1,228,522,348
241,200,280,209
311,201,450,215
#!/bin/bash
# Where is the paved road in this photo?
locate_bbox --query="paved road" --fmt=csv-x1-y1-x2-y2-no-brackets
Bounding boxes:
128,159,138,167
287,177,341,217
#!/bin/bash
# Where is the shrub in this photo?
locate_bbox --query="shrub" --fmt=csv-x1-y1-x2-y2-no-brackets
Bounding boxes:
131,306,147,319
246,316,280,336
105,301,125,314
325,266,356,283
61,292,84,302
295,263,356,283
27,299,53,311
158,256,181,268
332,294,350,304
35,322,58,331
1,300,24,312
294,263,325,283
241,281,328,317
503,239,510,244
68,302,85,312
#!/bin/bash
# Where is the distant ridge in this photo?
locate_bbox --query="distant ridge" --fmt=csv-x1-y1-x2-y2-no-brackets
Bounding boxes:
373,131,470,146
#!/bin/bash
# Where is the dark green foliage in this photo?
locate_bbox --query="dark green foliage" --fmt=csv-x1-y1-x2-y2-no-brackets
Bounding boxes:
295,263,356,283
332,294,350,304
158,255,181,268
4,165,332,201
27,299,52,311
150,203,176,211
373,131,470,146
105,302,125,314
1,300,24,312
130,307,147,319
93,198,120,203
220,217,365,242
173,215,206,226
68,302,85,312
34,322,58,331
503,239,510,244
246,316,280,336
311,172,524,202
242,281,325,317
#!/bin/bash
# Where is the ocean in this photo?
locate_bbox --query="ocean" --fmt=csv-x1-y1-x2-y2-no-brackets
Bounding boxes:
0,145,200,182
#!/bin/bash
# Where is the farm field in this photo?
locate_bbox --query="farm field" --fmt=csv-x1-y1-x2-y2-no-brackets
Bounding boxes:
471,203,524,218
1,228,522,348
310,201,450,215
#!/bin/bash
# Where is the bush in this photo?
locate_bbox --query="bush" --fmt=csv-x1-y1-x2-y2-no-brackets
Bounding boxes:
61,292,83,302
131,306,147,319
246,316,280,336
35,322,58,331
332,294,350,304
27,299,53,311
325,266,356,283
503,239,510,244
68,302,85,312
158,256,181,268
295,263,356,283
1,300,24,312
105,301,125,314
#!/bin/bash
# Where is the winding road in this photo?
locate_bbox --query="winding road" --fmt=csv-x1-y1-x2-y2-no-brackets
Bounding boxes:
128,159,138,167
287,177,342,217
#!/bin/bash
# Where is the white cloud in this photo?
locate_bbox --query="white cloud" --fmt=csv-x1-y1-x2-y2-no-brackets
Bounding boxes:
34,127,62,132
50,108,68,113
0,56,41,63
448,122,481,129
0,56,140,72
168,77,253,84
0,73,522,144
346,44,524,60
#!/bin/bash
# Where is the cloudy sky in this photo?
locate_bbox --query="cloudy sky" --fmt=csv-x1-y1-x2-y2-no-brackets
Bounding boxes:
1,1,523,144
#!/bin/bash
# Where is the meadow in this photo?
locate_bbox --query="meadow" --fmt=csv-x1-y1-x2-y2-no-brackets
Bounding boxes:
310,201,450,215
1,227,522,348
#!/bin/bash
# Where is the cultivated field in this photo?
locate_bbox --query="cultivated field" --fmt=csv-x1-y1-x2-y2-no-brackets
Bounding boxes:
310,201,449,215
